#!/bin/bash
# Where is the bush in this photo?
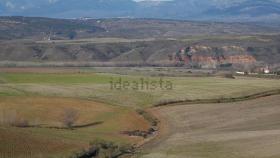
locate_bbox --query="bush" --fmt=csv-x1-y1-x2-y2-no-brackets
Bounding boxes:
61,108,79,128
72,139,134,158
136,109,158,126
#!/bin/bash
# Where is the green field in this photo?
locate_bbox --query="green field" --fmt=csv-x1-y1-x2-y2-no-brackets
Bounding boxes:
1,72,280,108
1,69,280,157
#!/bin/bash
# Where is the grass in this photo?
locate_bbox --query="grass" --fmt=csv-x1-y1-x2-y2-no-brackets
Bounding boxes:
139,143,238,158
1,72,280,107
0,72,113,84
0,96,150,158
1,69,280,157
139,95,280,158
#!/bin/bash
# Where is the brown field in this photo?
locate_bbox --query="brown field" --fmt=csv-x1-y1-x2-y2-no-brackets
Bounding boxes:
140,95,280,158
0,128,85,158
0,96,150,158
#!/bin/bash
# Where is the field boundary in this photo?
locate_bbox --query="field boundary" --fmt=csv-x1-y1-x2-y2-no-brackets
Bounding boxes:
12,121,104,130
154,89,280,107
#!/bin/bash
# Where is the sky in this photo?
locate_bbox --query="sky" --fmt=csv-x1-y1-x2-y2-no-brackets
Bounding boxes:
134,0,173,1
1,0,280,23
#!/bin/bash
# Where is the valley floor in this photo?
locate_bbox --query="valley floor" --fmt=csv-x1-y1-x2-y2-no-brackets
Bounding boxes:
139,95,280,158
0,96,150,158
1,67,280,157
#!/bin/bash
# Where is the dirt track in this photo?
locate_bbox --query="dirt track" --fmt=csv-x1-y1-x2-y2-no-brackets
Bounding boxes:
139,95,280,158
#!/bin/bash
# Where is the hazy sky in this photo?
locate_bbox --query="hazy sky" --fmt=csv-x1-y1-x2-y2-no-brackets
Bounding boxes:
134,0,173,1
1,0,280,22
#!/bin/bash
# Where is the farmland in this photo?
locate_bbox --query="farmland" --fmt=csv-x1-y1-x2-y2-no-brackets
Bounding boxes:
0,67,280,157
1,7,280,158
139,95,280,158
1,68,280,108
0,96,150,158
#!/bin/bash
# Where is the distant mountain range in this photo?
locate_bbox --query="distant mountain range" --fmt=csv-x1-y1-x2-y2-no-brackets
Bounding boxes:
0,0,280,22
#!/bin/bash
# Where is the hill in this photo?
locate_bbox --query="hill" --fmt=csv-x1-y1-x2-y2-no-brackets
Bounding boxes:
0,16,105,40
1,17,279,40
0,17,280,70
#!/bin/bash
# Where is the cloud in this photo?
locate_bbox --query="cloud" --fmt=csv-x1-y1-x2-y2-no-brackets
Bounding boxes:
5,1,15,9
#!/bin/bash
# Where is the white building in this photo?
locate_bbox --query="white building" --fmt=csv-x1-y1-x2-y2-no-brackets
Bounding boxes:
264,66,270,74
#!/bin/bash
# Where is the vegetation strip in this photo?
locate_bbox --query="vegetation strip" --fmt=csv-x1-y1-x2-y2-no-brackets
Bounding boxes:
121,110,159,139
72,140,135,158
12,121,104,130
154,89,280,107
69,110,159,158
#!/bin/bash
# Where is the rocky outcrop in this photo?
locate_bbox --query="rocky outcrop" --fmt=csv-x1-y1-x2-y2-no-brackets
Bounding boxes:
172,45,257,68
226,55,256,64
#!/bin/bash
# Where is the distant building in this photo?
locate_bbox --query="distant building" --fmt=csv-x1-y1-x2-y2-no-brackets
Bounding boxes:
264,69,270,74
264,66,270,74
236,71,245,75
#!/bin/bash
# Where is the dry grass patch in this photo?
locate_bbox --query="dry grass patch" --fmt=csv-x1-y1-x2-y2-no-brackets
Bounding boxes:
0,96,150,158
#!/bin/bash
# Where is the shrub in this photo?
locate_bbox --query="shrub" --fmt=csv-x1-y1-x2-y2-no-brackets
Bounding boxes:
72,139,134,158
61,108,79,128
136,109,158,126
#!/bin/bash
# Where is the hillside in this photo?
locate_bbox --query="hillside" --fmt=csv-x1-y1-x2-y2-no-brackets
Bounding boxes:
0,17,280,70
0,16,105,40
1,17,279,40
0,35,280,70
